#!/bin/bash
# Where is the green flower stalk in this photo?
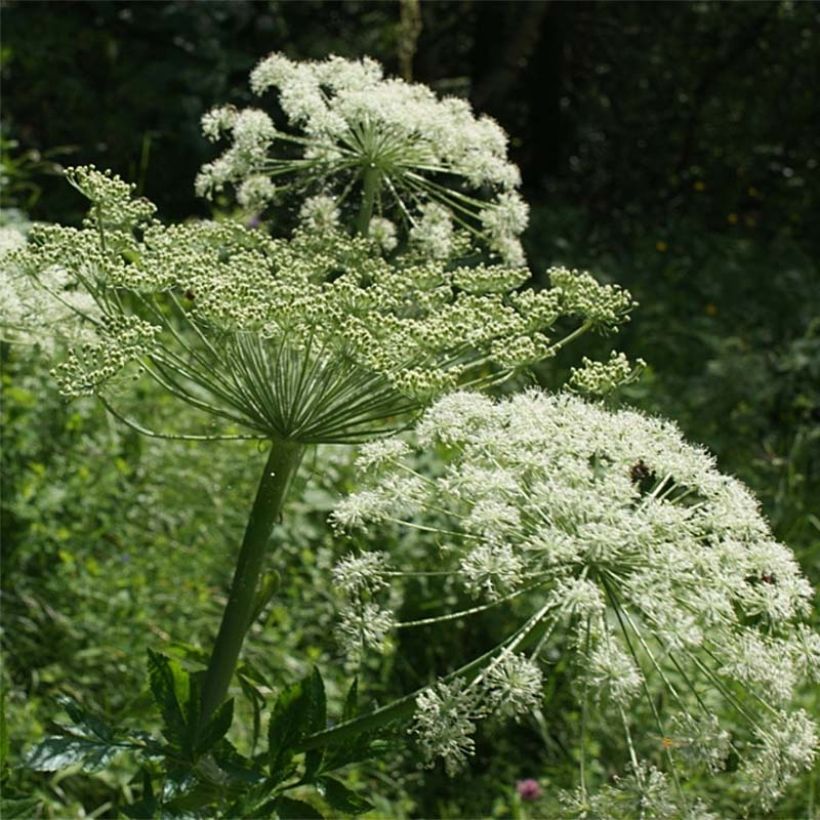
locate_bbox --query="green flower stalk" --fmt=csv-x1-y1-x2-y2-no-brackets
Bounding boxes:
331,389,818,813
11,166,635,723
197,54,529,264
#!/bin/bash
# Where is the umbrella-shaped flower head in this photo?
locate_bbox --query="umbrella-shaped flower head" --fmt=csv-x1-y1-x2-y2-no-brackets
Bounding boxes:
196,54,529,264
332,390,817,812
12,168,634,444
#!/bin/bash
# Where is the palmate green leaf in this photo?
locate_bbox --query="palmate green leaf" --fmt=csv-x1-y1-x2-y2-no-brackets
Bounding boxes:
25,694,159,775
319,777,373,815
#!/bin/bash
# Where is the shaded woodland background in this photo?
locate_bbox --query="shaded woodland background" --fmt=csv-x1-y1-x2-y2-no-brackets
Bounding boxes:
2,2,818,816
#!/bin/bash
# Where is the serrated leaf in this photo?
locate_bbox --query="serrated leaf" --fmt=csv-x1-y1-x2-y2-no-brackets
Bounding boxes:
57,694,115,742
161,768,198,802
319,777,373,815
268,681,309,777
211,738,263,786
302,747,324,784
165,778,224,812
26,735,121,773
195,697,233,755
303,667,328,779
275,795,325,819
302,669,326,780
147,650,190,751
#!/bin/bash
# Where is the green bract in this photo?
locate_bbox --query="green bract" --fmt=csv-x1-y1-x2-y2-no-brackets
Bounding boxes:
15,166,635,445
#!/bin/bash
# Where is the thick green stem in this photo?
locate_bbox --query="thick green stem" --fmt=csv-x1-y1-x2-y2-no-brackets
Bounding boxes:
355,165,381,236
200,439,304,723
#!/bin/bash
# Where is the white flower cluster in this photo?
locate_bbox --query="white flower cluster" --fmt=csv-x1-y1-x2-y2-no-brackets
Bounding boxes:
331,551,394,660
559,763,696,819
15,168,630,443
197,53,528,264
333,389,817,806
413,652,542,774
0,209,99,353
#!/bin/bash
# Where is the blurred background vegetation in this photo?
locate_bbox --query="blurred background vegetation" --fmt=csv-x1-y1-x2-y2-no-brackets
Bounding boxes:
2,1,818,816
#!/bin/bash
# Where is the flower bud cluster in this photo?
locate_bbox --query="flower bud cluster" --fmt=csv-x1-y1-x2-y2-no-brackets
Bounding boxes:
66,166,157,230
569,351,646,397
51,315,158,397
15,168,630,441
549,266,635,331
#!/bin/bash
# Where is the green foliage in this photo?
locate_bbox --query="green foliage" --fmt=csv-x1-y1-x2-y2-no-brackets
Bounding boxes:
20,656,378,818
2,3,818,817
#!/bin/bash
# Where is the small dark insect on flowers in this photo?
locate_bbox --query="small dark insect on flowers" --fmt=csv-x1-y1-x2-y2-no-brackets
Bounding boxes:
745,572,777,586
184,289,196,300
629,459,653,484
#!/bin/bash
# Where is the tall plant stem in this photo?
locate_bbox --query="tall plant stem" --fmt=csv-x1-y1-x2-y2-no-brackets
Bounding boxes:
200,438,304,724
355,165,381,236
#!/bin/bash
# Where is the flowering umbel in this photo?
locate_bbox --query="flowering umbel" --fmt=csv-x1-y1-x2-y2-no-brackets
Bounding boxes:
11,168,635,444
332,390,817,811
197,54,529,264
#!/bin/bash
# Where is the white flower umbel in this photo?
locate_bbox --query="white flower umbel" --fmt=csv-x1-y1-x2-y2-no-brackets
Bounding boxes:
412,679,482,776
333,389,817,809
337,602,395,660
197,53,528,263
